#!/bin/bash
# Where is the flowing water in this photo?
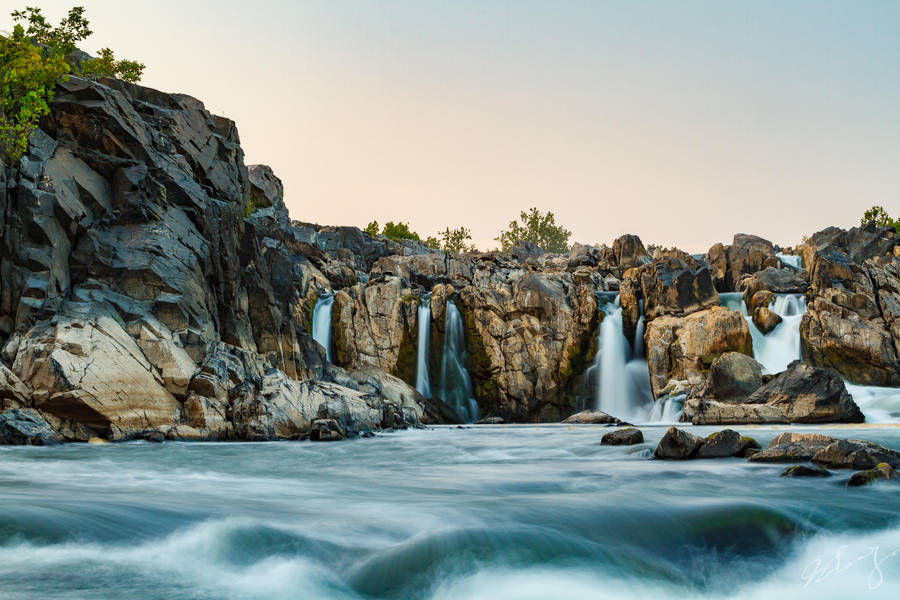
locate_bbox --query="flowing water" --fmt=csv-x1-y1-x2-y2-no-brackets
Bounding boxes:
438,301,479,423
311,293,335,362
776,253,804,270
415,295,433,399
746,294,807,375
1,425,899,600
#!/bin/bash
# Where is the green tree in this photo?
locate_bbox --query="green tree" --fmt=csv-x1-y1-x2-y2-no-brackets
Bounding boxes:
381,221,420,242
438,226,476,253
364,221,379,237
861,205,899,233
424,235,440,249
1,6,145,162
495,207,571,253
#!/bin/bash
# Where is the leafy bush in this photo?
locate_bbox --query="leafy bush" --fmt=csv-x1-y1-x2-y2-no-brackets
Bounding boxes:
1,6,145,162
364,221,380,237
438,226,476,253
496,208,571,253
861,205,899,233
381,221,420,242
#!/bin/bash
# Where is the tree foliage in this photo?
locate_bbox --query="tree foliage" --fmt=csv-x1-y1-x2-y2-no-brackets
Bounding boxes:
861,205,899,233
438,226,476,253
495,207,571,253
381,221,420,242
364,221,380,237
1,6,145,162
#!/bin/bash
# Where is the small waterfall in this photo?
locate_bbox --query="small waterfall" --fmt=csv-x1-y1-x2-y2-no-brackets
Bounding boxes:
311,293,334,362
415,294,432,398
718,292,748,315
776,253,803,270
592,294,653,422
745,293,806,374
439,300,479,422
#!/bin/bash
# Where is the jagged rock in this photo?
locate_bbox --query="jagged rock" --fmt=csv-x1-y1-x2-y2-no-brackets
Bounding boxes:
0,408,62,445
847,463,899,487
625,251,719,321
645,307,752,398
0,365,29,411
752,306,782,334
309,418,345,442
741,267,809,305
681,398,788,425
745,361,863,423
746,290,775,316
781,465,831,478
695,429,757,458
562,410,625,425
654,426,704,459
706,234,782,292
612,235,650,271
701,352,763,403
812,439,900,470
601,427,643,445
801,222,897,269
748,433,837,463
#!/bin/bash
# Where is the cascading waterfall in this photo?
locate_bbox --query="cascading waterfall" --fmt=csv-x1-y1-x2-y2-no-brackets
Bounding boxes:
592,294,654,422
439,300,479,422
745,293,806,374
776,252,803,270
311,293,334,362
415,294,432,398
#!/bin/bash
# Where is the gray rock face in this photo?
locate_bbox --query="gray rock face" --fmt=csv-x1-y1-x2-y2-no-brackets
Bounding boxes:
701,352,763,403
706,234,782,292
0,408,62,445
745,361,863,423
625,251,720,322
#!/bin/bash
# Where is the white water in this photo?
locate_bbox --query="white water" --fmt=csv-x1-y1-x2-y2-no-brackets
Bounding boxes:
593,295,653,423
415,295,432,398
746,294,807,375
311,293,334,362
776,252,803,270
439,301,479,422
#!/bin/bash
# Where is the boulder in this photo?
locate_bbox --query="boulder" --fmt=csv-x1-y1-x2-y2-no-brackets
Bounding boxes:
601,427,643,445
681,398,788,425
696,429,757,458
562,410,626,425
626,252,719,321
741,267,809,305
745,361,864,423
752,306,782,334
654,426,704,459
475,416,505,425
812,439,900,470
847,463,899,487
781,465,831,478
701,352,763,402
611,235,650,271
0,408,62,445
645,307,753,398
309,418,345,442
749,433,837,463
706,235,781,292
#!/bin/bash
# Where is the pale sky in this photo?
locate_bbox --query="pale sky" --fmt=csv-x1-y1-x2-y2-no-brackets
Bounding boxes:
17,1,900,252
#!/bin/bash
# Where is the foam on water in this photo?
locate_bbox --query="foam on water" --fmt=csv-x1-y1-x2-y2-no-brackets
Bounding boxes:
311,293,335,362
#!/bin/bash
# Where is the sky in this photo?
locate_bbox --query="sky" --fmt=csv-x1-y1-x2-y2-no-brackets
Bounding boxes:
12,1,900,252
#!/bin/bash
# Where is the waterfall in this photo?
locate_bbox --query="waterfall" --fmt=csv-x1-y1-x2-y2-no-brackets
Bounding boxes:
439,300,479,422
745,293,806,374
592,294,653,422
311,293,334,362
415,294,432,398
776,252,803,270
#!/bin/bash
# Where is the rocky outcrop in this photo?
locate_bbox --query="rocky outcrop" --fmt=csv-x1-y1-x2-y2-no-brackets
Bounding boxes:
748,432,837,463
699,352,763,403
706,234,782,292
624,251,719,322
562,410,626,425
811,439,900,470
0,408,62,445
847,463,898,487
644,307,752,398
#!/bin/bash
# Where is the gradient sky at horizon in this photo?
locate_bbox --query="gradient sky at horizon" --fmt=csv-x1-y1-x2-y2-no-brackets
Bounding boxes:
15,1,900,251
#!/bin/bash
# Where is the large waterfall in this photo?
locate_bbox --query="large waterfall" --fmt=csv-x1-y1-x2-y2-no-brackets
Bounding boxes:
439,300,479,422
591,294,654,422
746,294,807,374
311,293,334,362
415,294,432,398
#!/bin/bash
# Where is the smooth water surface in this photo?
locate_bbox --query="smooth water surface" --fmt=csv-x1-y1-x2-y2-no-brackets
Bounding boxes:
1,425,899,599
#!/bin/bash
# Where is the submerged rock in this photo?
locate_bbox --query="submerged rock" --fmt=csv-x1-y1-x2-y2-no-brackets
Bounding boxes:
654,426,704,459
474,416,505,425
562,410,626,425
847,463,899,487
781,465,832,478
696,429,758,458
812,439,900,470
0,408,62,445
601,428,643,445
309,418,345,442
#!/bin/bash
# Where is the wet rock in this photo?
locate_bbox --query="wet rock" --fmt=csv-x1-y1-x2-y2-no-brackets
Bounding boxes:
601,428,643,445
645,307,753,399
0,408,62,445
749,433,837,463
741,267,809,304
654,426,704,459
309,418,345,441
812,439,900,470
562,410,625,425
475,416,505,424
626,251,719,321
752,306,782,334
847,463,899,487
781,465,832,478
696,429,754,458
745,361,863,423
681,398,789,425
701,352,763,403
